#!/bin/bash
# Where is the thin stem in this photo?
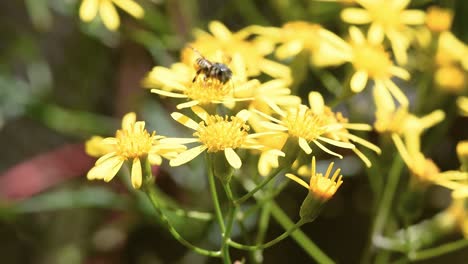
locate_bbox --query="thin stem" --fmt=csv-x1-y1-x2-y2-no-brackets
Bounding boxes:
361,156,404,263
143,185,221,257
235,167,284,205
229,219,306,250
409,239,468,261
270,202,334,264
207,155,225,233
221,184,236,264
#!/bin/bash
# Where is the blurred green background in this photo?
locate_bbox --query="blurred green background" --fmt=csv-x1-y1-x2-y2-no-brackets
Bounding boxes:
1,0,468,263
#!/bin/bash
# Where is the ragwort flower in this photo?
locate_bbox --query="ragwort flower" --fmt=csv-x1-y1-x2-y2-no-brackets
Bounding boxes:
254,103,355,159
86,112,185,188
341,0,426,64
147,53,258,109
79,0,144,31
308,92,381,167
181,21,291,80
161,106,284,169
286,156,343,201
332,26,410,106
250,21,352,67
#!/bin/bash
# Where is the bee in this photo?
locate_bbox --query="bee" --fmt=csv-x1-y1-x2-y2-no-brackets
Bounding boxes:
189,46,233,84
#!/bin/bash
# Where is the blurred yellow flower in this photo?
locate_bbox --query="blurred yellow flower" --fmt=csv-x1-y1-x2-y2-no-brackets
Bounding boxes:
435,65,466,93
286,156,343,201
161,106,284,169
341,0,426,64
436,31,468,69
148,53,257,109
251,21,352,67
458,97,468,116
79,0,144,31
255,103,355,158
308,92,381,167
86,112,185,188
332,26,410,106
181,21,291,80
425,6,453,33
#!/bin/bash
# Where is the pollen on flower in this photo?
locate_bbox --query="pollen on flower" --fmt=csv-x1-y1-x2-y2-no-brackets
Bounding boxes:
195,115,249,152
115,124,155,159
183,77,233,104
352,44,392,79
284,106,326,141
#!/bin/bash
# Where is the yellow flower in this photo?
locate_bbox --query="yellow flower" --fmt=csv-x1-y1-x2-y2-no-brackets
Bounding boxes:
251,21,352,67
374,105,445,143
86,112,185,188
160,106,284,169
341,0,426,64
425,6,453,33
254,103,355,158
256,133,289,176
79,0,144,31
435,65,466,93
181,21,291,80
308,92,381,167
457,97,468,116
332,26,410,106
286,156,343,201
148,53,257,109
436,31,468,69
392,134,440,183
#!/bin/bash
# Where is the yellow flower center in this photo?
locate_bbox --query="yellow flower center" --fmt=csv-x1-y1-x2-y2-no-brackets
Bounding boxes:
284,106,326,141
311,173,341,199
352,44,393,78
184,77,232,104
195,115,250,152
115,127,154,159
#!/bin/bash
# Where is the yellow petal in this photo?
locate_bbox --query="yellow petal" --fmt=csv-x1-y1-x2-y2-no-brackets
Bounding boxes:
87,155,123,181
383,79,409,107
317,136,355,149
341,8,372,24
258,59,291,80
308,92,325,115
176,100,200,109
151,89,188,98
79,0,99,22
131,158,142,188
350,71,368,93
236,109,251,121
349,26,366,45
148,153,163,165
160,137,200,144
391,0,410,10
99,0,120,31
400,10,426,25
209,21,232,41
122,112,136,130
285,173,309,189
225,148,242,169
312,139,343,159
95,151,118,166
170,112,199,130
112,0,144,18
169,145,207,167
275,40,304,59
191,105,209,122
368,23,384,45
299,137,313,154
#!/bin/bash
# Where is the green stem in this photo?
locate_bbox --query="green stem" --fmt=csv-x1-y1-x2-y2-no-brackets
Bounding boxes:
235,167,284,205
143,185,221,257
229,219,306,250
222,184,236,264
409,239,468,261
270,202,334,264
253,181,275,261
361,156,404,263
208,156,225,233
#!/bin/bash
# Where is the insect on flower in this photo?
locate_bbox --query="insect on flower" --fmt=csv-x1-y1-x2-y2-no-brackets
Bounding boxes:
189,46,233,84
